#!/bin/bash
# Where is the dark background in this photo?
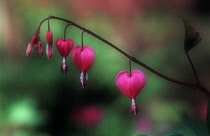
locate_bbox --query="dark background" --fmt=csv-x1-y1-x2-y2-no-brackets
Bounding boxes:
1,0,210,135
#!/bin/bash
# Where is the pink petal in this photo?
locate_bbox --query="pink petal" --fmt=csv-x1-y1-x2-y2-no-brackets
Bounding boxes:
72,46,95,72
116,70,146,98
130,70,146,97
56,38,74,57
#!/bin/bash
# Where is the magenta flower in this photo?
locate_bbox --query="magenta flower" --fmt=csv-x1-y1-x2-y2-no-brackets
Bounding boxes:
71,46,95,88
56,38,74,73
46,30,53,59
26,34,38,56
116,70,146,115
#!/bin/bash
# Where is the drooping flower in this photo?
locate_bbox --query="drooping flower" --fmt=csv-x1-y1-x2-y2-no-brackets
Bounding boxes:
37,41,43,55
46,30,53,59
26,34,39,56
116,70,146,115
56,38,74,73
71,45,95,88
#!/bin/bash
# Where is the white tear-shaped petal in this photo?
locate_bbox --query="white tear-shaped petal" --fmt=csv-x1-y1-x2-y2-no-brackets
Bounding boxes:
80,72,88,88
60,57,68,74
131,98,137,115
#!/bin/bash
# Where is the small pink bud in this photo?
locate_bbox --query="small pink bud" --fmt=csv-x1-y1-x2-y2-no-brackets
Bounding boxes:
26,34,38,56
46,30,53,59
61,57,68,74
130,98,139,115
37,41,43,55
56,38,74,58
30,35,38,45
116,70,146,115
26,43,33,56
80,72,88,88
46,30,53,44
72,46,95,87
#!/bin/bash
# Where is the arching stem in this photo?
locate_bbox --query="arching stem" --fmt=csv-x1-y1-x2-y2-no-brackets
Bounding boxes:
34,16,210,98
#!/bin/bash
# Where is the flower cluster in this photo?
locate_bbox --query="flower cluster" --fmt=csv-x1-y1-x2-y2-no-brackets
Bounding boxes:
26,18,146,115
26,30,95,88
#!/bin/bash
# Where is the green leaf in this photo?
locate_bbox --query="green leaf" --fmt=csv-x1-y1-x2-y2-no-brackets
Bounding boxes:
164,120,209,136
207,100,210,134
163,125,197,136
179,17,202,53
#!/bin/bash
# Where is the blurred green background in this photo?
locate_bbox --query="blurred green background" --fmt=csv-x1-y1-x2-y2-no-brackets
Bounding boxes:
1,0,210,136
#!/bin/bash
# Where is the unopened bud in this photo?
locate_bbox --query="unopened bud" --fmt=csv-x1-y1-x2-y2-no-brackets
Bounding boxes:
46,43,53,59
26,43,33,56
37,41,43,55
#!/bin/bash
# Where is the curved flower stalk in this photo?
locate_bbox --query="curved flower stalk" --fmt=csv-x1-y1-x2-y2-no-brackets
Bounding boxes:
46,30,53,59
56,38,74,73
72,46,95,88
116,70,146,115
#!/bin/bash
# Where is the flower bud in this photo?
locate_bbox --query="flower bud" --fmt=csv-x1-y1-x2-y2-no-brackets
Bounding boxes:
46,30,53,59
26,43,33,56
46,43,53,59
37,41,43,55
26,34,38,56
46,30,53,44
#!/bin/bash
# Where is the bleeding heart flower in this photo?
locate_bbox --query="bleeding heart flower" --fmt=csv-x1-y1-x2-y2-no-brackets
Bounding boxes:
71,46,95,88
46,30,53,59
26,34,39,56
56,38,74,73
116,70,146,115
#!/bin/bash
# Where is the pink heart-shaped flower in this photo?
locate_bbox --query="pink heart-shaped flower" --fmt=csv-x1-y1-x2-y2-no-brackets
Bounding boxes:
56,38,74,58
72,45,95,88
56,38,74,74
116,70,146,115
71,45,95,72
116,70,146,98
